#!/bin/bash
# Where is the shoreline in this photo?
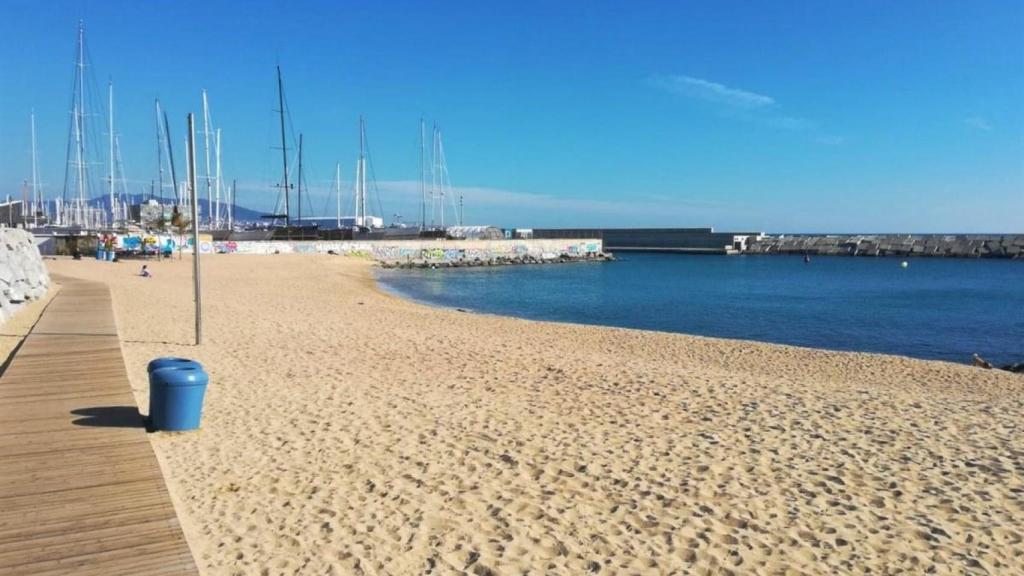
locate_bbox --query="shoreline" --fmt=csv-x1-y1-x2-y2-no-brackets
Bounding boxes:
373,259,1021,368
44,254,1024,574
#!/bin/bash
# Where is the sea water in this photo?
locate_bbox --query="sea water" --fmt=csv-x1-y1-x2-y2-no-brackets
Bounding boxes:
376,253,1024,365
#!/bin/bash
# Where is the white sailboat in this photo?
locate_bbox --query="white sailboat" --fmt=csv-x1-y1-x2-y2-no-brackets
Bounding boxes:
428,124,460,228
347,116,383,231
60,20,108,229
200,89,227,229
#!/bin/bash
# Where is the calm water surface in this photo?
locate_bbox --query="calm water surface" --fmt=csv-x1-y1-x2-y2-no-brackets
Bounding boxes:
376,254,1024,365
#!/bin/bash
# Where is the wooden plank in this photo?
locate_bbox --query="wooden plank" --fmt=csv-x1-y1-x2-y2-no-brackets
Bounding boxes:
0,478,177,521
0,276,198,576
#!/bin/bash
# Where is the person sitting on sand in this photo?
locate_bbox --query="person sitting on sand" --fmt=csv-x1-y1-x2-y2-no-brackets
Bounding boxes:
140,265,152,278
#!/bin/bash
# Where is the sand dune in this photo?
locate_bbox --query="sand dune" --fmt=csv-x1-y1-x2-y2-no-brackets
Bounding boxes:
47,254,1023,575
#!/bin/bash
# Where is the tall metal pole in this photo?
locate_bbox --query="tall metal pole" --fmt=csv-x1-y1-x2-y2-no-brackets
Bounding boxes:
335,162,341,229
184,135,191,209
229,178,236,229
276,66,290,227
187,113,202,346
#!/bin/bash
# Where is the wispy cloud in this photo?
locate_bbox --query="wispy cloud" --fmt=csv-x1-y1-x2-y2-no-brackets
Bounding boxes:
766,116,814,132
964,116,993,132
651,73,842,146
814,135,847,146
193,177,760,228
374,180,726,216
649,75,775,109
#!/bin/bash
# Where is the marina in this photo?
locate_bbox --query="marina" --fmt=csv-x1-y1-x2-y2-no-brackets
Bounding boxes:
1,4,1021,576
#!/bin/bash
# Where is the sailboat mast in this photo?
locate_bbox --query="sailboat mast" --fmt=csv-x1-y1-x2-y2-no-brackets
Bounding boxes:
74,20,87,226
297,133,303,225
215,128,222,229
335,162,341,228
108,80,115,226
202,90,212,227
358,116,367,227
229,179,236,229
30,111,40,227
162,109,178,204
430,124,437,228
436,127,444,230
114,134,126,227
277,66,290,227
21,181,28,225
437,131,456,227
420,118,426,231
155,101,165,204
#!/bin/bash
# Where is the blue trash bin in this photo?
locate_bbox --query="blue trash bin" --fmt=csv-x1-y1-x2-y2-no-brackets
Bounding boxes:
147,354,202,422
148,357,202,373
149,364,209,431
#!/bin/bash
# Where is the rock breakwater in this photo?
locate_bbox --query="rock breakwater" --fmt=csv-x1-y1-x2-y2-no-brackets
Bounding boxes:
0,228,50,321
379,250,614,269
748,234,1023,259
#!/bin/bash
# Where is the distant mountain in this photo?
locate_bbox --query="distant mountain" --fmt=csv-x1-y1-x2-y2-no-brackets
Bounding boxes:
44,194,270,222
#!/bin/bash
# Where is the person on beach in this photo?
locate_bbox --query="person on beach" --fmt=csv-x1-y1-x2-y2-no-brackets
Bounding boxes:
140,265,152,278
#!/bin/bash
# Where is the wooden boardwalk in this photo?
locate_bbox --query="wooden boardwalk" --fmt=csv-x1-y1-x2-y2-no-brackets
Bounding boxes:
0,276,198,576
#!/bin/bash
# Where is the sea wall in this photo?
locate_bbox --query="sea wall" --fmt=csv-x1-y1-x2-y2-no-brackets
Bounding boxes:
0,228,50,321
748,234,1024,259
197,238,605,263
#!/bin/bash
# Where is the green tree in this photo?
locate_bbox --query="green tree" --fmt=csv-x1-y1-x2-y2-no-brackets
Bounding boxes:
170,205,190,260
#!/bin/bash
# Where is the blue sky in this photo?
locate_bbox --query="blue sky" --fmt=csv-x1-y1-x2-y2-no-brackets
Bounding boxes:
1,0,1021,232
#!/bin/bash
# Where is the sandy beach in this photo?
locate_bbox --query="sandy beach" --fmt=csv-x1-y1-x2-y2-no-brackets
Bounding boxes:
45,254,1023,575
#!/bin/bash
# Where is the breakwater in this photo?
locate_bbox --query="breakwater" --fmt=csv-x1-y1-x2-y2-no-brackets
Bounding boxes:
202,238,605,264
0,228,50,321
748,234,1024,259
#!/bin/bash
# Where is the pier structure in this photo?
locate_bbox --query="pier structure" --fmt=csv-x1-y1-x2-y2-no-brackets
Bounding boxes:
528,228,763,254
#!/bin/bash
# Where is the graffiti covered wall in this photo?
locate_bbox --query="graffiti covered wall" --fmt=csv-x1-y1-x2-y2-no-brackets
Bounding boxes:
98,233,213,255
193,239,603,261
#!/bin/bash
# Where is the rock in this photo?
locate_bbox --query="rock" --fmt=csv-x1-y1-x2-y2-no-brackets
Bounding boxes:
0,228,50,326
972,354,994,369
999,362,1024,374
